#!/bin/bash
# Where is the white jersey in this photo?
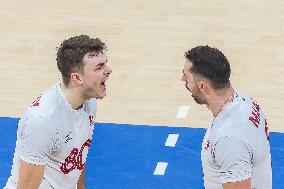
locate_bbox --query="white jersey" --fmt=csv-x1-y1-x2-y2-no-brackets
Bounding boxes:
201,91,272,189
5,82,97,189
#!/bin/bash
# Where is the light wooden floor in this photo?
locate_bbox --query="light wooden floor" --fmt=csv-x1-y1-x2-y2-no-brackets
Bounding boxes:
0,0,283,132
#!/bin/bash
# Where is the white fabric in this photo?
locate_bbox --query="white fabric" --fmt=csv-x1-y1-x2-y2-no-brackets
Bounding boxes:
201,91,272,189
5,82,97,189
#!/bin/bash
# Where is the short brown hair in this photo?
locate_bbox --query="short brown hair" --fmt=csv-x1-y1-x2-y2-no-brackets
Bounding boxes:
56,35,107,85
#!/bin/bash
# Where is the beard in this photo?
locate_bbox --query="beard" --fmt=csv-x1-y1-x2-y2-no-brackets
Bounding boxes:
192,93,207,104
185,84,207,105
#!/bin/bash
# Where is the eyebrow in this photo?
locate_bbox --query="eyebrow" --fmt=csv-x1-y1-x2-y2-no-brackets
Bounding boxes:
95,57,108,67
96,62,105,67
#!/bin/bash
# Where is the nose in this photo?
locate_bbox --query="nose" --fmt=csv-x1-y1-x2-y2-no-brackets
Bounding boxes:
104,65,112,76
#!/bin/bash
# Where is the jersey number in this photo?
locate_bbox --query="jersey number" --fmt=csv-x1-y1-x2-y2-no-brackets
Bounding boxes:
60,139,91,174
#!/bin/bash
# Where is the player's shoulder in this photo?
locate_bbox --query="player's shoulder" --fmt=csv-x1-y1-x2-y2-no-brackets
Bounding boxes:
213,90,266,142
24,83,64,119
228,91,263,120
234,91,264,109
235,91,265,122
234,91,253,109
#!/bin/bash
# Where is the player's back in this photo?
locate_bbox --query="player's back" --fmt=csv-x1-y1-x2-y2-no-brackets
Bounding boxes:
223,91,272,189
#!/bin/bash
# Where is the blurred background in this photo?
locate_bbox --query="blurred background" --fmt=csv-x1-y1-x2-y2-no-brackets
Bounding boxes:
0,0,283,188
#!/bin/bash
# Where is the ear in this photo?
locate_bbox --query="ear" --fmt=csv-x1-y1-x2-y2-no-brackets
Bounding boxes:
197,80,211,95
70,72,83,85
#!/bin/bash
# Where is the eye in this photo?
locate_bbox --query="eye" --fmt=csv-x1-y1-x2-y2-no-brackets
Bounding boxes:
96,66,102,70
95,64,104,71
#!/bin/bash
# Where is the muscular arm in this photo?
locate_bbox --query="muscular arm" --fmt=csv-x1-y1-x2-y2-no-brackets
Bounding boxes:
77,167,86,189
18,160,45,189
222,178,251,189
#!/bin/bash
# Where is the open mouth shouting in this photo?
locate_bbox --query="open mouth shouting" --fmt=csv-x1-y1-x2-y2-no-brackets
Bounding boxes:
100,78,109,91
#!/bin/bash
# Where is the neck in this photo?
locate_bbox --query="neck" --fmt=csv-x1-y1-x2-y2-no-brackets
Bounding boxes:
207,87,234,117
61,82,85,110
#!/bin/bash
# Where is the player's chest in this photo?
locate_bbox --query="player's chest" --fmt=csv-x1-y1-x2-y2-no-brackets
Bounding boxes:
50,113,95,174
51,112,94,156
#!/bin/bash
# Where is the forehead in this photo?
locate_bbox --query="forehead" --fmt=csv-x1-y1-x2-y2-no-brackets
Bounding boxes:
82,52,107,65
183,60,193,73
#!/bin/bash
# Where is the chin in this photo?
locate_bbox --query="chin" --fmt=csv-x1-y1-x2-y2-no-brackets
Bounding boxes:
94,93,106,99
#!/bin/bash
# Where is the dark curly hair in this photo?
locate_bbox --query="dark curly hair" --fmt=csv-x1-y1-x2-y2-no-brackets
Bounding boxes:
56,35,107,86
184,45,231,89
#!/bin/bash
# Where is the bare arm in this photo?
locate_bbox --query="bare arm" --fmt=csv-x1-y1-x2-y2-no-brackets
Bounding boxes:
18,160,45,189
77,167,86,189
222,178,251,189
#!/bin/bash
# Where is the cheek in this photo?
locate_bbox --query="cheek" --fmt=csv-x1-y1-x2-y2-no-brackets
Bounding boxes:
85,72,99,82
188,82,198,92
186,78,193,87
